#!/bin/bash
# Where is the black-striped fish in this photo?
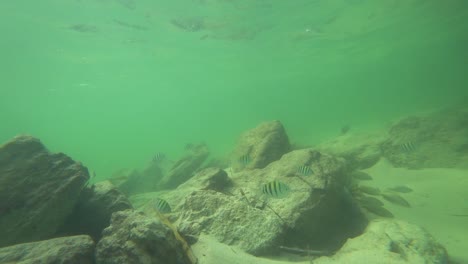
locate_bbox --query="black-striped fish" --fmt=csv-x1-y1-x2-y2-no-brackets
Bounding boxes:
154,198,171,213
297,165,313,176
262,180,290,198
238,154,251,166
153,152,166,163
401,142,416,152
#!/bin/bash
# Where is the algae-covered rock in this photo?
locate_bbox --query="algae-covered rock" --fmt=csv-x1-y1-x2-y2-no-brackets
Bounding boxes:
57,180,133,241
231,120,290,172
129,168,231,212
95,209,196,264
159,143,210,189
0,235,95,264
112,163,165,195
176,149,367,255
317,131,386,170
313,219,449,264
381,106,468,169
0,135,89,247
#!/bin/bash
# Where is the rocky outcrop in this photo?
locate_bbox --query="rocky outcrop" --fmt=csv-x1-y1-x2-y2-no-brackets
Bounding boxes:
317,132,385,170
129,168,231,219
176,149,367,255
0,235,95,264
117,164,165,195
382,106,468,169
95,209,196,264
313,219,449,264
159,143,210,189
231,120,290,172
191,220,448,264
0,135,89,247
57,181,133,241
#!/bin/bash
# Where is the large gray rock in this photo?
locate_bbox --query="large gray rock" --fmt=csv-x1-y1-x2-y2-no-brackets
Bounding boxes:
96,209,196,264
231,120,290,172
159,143,210,189
176,149,367,255
0,135,89,247
57,180,133,241
129,168,231,223
118,164,164,195
313,219,449,264
382,106,468,169
0,235,95,264
191,220,448,264
317,132,386,170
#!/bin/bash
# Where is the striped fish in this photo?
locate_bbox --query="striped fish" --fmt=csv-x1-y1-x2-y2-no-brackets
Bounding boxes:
153,152,166,163
401,142,416,152
154,198,171,213
238,154,251,166
297,165,313,176
262,180,290,198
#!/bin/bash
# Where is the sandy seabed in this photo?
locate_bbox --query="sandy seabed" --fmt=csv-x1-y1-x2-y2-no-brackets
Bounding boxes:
365,159,468,263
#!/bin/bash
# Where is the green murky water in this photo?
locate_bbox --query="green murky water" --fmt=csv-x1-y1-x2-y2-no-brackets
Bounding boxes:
1,0,467,177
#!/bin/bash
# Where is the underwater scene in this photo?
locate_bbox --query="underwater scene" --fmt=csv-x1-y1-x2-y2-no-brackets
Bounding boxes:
1,0,467,263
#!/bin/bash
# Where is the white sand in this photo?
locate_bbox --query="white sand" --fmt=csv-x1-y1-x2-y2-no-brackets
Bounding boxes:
364,159,468,263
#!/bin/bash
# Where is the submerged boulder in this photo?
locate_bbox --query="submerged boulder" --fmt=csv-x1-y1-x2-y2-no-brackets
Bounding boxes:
159,143,210,189
317,132,386,170
231,120,290,172
313,219,449,264
0,135,89,247
382,106,468,169
176,149,367,255
95,209,196,264
0,235,95,264
57,180,133,241
117,164,165,195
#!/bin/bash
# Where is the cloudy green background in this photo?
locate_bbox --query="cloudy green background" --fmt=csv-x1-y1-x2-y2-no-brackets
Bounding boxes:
1,0,467,177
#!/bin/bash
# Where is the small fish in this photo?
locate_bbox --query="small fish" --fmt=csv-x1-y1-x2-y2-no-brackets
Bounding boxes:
387,185,413,193
297,165,313,176
362,204,394,218
401,141,416,152
92,171,96,178
357,195,384,208
238,154,251,166
262,180,290,198
381,192,411,207
351,171,373,181
155,198,171,213
153,152,166,163
341,124,351,135
358,185,381,196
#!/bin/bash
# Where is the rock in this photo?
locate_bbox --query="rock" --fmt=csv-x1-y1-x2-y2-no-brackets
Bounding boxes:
313,219,449,264
0,135,89,247
118,164,165,195
192,234,300,264
231,120,290,172
0,235,95,264
96,209,196,264
317,132,386,170
176,149,367,255
381,106,468,169
129,168,231,219
176,167,231,193
159,143,210,189
57,181,133,241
